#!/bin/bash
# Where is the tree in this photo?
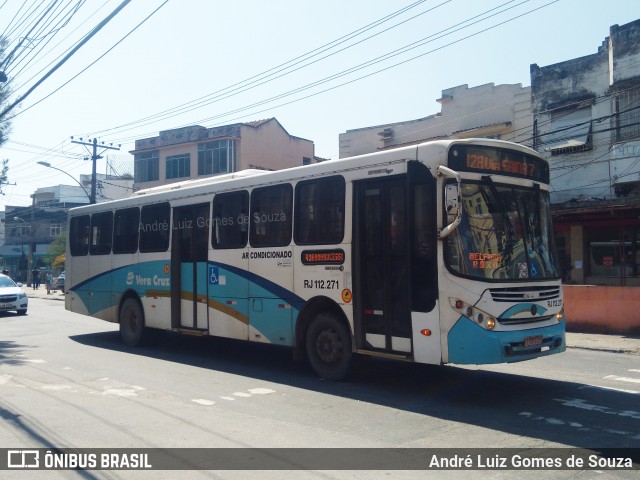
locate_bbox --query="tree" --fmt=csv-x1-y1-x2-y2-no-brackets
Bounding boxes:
1,37,12,194
44,233,66,270
0,158,8,194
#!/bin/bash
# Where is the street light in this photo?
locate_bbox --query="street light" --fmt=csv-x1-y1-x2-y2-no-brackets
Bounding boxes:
37,161,92,202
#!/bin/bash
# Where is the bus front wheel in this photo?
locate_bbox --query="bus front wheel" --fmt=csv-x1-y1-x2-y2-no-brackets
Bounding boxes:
305,313,352,380
119,298,145,346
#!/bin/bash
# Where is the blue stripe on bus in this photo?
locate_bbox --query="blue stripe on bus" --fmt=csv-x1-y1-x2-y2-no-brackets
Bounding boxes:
500,303,548,318
447,316,565,364
69,260,306,334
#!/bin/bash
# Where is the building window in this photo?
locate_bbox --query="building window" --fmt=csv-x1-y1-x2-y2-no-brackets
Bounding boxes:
544,107,592,156
50,224,62,237
134,151,160,183
615,89,640,142
198,140,235,176
587,226,640,283
303,157,311,165
166,154,190,180
11,225,31,237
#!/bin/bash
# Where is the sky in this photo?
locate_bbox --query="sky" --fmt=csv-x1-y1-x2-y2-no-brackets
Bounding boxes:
0,0,638,207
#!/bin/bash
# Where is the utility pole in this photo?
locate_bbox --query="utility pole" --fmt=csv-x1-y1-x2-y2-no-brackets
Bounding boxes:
71,137,120,203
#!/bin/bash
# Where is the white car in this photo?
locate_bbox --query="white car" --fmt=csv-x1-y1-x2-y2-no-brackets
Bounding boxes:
0,274,28,315
55,271,65,292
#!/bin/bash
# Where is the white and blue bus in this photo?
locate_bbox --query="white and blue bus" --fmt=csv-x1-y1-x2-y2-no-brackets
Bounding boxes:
65,138,565,380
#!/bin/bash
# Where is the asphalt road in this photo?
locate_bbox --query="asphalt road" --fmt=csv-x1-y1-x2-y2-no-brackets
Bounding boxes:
1,296,638,480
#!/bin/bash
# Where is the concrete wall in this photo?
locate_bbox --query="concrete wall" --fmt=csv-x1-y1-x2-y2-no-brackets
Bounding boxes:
338,83,531,158
531,18,640,204
564,285,640,334
238,120,314,171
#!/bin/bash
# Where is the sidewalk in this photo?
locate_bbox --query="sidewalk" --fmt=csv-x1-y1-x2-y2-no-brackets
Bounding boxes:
565,332,640,356
24,287,640,356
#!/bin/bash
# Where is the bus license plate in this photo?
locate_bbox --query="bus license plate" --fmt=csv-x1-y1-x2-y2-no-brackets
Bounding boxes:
524,335,543,347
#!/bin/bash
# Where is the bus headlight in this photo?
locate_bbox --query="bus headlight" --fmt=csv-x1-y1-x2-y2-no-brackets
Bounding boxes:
556,308,565,323
449,298,498,331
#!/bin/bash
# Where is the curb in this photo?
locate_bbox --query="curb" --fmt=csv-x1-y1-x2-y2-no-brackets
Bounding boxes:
26,293,65,301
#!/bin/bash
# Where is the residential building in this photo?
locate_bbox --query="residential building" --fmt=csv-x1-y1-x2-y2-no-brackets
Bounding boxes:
0,173,133,282
130,118,315,190
531,18,640,288
2,203,68,282
339,82,532,158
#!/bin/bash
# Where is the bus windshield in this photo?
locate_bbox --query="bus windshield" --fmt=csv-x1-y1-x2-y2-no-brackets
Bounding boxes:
445,179,560,281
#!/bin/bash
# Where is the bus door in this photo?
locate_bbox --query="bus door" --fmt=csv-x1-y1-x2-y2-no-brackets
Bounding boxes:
171,203,210,330
353,162,437,356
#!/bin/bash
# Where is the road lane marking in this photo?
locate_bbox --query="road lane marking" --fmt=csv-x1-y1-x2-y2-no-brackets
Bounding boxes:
192,399,216,406
248,388,275,395
553,398,640,419
604,375,640,384
520,411,638,438
579,384,639,394
102,385,145,397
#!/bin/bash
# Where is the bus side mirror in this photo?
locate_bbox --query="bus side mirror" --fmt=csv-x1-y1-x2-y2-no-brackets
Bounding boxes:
445,184,460,218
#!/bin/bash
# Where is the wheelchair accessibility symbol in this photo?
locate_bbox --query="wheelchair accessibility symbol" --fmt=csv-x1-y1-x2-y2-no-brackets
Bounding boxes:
209,266,219,285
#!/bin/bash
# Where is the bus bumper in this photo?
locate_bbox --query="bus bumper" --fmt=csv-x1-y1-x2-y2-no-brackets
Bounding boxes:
447,318,566,364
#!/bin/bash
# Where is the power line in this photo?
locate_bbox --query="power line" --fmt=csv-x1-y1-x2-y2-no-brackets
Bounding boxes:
0,0,131,122
96,0,556,143
92,0,442,135
12,0,168,118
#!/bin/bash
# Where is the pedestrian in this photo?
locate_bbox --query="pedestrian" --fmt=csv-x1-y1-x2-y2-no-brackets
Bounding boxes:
33,269,40,289
46,271,53,294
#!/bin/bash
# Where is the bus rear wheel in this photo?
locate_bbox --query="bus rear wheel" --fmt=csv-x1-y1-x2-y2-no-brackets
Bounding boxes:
305,313,352,380
119,298,145,346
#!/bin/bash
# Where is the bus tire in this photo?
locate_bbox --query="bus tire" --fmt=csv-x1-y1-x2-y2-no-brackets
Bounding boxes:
305,312,352,380
119,298,145,346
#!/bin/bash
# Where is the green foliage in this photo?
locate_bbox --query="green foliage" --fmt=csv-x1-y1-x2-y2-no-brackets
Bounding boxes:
0,158,8,193
44,233,66,268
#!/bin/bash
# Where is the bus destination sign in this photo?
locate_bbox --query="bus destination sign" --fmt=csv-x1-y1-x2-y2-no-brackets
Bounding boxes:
449,145,550,183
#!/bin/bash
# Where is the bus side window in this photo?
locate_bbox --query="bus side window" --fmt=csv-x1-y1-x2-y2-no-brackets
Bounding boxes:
69,215,90,256
250,184,292,248
113,207,140,254
212,191,249,249
294,176,345,245
90,212,113,255
140,202,171,252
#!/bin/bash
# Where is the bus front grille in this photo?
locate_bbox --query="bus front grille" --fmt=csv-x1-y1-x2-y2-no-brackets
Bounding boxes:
489,286,560,302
